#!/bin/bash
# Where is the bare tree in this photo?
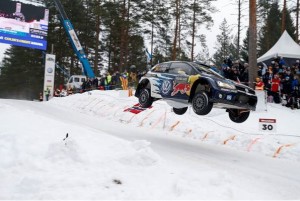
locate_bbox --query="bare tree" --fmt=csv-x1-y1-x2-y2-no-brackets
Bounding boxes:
296,0,299,42
281,0,287,33
171,0,180,60
249,0,257,89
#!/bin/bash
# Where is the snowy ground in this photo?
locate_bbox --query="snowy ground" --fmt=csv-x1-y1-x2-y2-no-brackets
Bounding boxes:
0,90,300,199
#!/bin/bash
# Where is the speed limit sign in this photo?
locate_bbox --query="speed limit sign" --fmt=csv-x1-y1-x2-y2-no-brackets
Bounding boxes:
259,118,277,132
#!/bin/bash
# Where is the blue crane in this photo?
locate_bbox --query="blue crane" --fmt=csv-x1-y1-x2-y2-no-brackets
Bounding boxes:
52,0,95,78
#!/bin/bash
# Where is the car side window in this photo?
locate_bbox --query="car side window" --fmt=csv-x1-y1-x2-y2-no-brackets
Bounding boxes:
151,63,170,73
169,63,193,75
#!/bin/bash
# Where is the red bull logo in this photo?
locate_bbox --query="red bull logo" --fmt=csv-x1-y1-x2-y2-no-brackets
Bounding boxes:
171,83,190,96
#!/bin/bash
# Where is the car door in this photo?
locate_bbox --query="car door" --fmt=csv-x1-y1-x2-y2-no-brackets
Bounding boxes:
160,62,194,104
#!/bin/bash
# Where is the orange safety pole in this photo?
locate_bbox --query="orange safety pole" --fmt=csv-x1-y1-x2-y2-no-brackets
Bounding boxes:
139,110,155,127
247,137,261,152
150,112,166,129
223,135,236,145
184,129,192,137
169,121,180,131
202,131,214,141
273,143,295,158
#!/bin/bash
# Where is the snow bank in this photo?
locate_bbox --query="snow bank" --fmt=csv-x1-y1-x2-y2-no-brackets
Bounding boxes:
49,90,300,161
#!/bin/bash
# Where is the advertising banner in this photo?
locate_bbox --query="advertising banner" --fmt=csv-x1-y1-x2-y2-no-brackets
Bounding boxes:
0,0,48,50
43,54,56,101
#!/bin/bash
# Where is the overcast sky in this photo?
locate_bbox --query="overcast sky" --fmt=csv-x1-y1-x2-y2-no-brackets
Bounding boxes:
0,0,290,62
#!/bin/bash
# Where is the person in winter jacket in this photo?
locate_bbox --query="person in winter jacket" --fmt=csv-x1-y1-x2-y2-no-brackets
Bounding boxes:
270,74,281,103
255,77,264,90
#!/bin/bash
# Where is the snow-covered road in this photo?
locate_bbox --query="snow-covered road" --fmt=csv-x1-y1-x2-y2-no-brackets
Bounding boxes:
2,97,300,199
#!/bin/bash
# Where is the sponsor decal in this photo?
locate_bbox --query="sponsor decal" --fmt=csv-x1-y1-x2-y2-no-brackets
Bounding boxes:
46,57,55,62
161,80,172,95
47,67,53,73
171,83,190,96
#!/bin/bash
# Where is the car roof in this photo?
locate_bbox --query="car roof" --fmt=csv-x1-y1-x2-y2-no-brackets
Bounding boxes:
155,61,211,68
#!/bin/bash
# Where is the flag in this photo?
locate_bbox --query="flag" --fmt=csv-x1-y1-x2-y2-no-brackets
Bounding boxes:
145,48,152,63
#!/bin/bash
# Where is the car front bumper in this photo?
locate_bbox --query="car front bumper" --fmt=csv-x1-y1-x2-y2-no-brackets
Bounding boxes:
211,89,257,111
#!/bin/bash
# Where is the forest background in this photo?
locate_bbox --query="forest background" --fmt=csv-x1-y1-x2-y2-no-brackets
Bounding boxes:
0,0,298,100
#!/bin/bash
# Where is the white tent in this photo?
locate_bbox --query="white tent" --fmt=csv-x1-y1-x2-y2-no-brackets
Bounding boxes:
257,30,300,63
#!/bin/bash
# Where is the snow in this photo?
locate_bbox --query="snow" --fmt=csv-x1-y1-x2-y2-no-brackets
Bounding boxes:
0,90,300,199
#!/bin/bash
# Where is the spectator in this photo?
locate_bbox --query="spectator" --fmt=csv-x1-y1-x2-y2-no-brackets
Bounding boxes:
44,87,51,101
239,63,249,85
39,92,43,101
104,72,112,90
270,74,281,103
255,77,264,90
228,68,240,83
92,77,99,89
54,89,60,97
263,68,273,90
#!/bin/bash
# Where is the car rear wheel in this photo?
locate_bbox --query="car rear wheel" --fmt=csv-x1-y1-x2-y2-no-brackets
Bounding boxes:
139,88,153,108
228,109,250,123
192,91,213,115
173,107,188,115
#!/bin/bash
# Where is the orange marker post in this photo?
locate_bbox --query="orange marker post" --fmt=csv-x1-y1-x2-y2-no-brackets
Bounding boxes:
223,135,236,145
246,137,261,152
169,121,180,131
273,144,295,158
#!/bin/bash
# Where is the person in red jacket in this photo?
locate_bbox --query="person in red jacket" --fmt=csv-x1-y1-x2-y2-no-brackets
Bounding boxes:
271,74,280,92
270,74,281,103
255,77,264,90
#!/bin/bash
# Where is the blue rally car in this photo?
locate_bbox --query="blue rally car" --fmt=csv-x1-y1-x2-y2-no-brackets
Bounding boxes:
135,61,258,123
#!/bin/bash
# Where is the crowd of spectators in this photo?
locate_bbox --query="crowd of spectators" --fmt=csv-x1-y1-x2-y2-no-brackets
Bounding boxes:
221,56,300,110
221,57,249,85
53,69,146,97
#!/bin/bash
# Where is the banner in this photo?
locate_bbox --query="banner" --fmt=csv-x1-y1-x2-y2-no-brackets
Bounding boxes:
43,54,56,101
0,0,48,50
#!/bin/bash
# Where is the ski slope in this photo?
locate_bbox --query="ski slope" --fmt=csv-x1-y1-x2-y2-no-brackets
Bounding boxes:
0,90,300,199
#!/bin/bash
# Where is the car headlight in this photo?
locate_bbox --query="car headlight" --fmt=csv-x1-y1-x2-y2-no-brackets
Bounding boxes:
217,81,236,90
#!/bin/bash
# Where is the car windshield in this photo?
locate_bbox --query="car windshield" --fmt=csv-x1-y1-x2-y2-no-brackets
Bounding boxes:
190,62,224,78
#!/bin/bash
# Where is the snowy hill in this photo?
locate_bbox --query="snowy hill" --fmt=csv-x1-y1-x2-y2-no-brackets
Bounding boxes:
0,90,300,199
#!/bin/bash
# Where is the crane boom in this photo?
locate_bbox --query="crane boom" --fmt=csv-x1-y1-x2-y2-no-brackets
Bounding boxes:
52,0,95,78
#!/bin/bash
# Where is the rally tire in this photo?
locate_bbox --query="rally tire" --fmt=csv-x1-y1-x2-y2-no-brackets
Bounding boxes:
228,109,250,123
192,91,213,115
139,88,153,108
173,107,188,115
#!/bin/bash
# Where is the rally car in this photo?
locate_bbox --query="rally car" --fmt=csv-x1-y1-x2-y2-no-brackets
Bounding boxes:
135,61,257,123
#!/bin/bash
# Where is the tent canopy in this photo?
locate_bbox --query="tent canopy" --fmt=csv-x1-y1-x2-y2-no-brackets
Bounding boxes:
257,30,300,63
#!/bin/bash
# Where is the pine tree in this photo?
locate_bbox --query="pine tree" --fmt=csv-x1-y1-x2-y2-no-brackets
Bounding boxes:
213,19,233,67
258,1,296,56
0,47,44,100
258,1,282,56
240,29,249,62
186,0,214,61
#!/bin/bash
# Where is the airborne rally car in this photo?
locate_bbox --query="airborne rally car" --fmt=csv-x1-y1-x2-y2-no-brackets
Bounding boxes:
135,61,258,123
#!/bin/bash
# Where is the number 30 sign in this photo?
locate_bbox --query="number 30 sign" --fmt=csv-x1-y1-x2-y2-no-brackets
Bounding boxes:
259,118,277,132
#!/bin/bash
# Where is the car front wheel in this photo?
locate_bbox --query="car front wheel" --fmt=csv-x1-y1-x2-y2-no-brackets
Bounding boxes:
228,109,250,123
139,88,153,108
192,91,213,115
173,107,188,115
